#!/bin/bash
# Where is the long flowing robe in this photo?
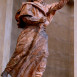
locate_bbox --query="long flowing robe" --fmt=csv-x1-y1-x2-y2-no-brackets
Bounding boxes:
5,26,49,77
2,0,68,77
3,2,50,77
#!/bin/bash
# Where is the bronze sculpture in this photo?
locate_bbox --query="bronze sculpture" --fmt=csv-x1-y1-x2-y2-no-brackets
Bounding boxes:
1,0,69,77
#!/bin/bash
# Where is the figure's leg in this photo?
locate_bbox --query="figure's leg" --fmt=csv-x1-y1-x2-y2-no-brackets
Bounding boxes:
1,71,8,77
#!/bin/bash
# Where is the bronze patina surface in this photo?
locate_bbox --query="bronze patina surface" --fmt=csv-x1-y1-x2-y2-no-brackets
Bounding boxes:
1,0,69,77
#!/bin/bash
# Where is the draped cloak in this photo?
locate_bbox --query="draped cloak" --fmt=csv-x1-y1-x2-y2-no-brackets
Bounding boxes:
4,2,49,77
5,26,49,77
3,0,69,77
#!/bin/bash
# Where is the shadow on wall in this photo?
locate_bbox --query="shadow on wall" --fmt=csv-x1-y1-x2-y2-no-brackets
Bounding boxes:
10,0,74,77
43,0,74,77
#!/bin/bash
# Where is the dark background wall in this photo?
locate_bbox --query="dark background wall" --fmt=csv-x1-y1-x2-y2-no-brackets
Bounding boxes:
10,0,74,77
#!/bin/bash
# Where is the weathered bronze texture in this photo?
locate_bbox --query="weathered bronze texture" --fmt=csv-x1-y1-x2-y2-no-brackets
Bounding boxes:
1,0,69,77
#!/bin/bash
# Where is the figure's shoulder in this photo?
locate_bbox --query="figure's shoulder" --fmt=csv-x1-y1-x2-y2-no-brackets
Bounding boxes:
21,2,47,16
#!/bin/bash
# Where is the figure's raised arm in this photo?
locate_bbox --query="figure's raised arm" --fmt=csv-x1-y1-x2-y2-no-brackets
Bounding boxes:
47,0,69,15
